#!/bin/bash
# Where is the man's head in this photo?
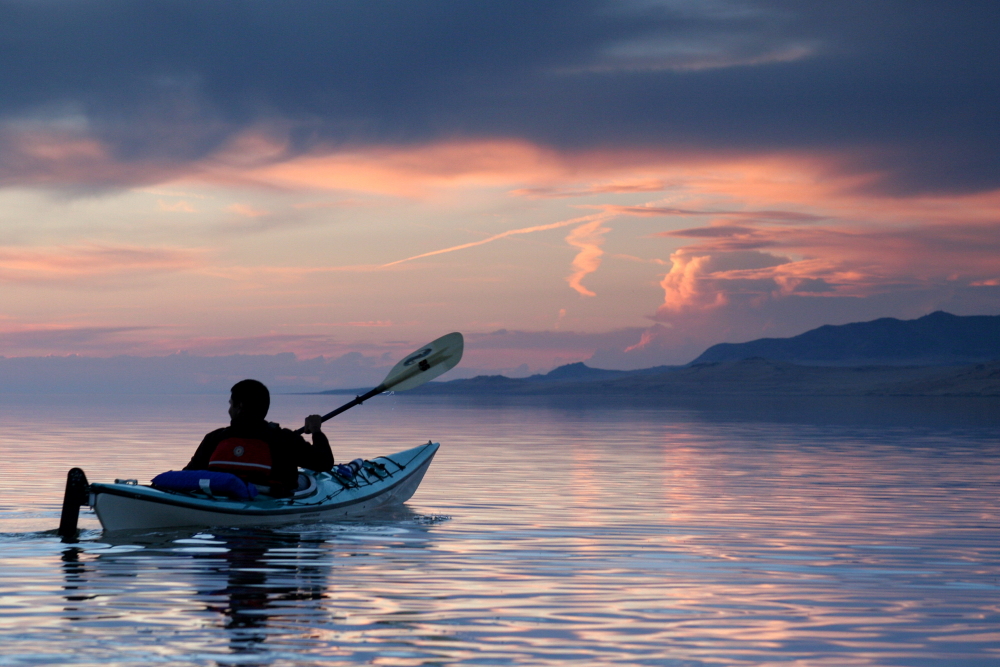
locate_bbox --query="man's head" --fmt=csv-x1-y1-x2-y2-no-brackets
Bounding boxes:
230,379,270,421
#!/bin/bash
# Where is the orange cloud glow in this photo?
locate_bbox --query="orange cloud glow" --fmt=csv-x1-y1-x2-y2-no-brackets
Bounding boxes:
381,212,611,268
205,138,575,197
337,146,1000,315
565,217,613,296
652,217,1000,312
193,134,761,199
0,244,204,284
1,128,996,370
559,159,1000,316
227,203,270,218
511,179,668,199
660,253,723,311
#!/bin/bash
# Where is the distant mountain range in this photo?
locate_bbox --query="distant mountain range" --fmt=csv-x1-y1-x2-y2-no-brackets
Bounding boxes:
691,311,1000,366
405,358,1000,397
341,311,1000,398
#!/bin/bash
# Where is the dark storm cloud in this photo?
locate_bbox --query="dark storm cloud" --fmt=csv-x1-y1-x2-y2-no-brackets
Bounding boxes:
0,0,996,194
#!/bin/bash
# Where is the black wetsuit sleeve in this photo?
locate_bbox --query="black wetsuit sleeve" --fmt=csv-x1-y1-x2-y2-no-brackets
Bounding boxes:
183,428,226,471
288,429,334,472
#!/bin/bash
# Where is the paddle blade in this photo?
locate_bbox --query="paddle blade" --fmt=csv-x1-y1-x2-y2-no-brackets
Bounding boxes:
383,332,464,391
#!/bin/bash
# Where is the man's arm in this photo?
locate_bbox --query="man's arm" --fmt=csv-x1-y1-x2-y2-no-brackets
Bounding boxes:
295,415,334,472
183,429,225,471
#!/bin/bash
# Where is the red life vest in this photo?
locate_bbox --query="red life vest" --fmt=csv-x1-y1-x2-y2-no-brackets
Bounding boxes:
208,437,273,484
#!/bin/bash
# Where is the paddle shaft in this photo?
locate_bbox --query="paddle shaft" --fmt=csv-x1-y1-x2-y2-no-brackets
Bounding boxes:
293,383,387,435
292,333,462,435
293,346,456,434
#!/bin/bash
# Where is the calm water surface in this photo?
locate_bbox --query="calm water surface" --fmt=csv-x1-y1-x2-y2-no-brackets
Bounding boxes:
1,393,998,666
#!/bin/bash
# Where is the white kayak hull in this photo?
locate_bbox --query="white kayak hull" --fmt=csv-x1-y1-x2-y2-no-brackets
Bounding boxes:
90,442,438,532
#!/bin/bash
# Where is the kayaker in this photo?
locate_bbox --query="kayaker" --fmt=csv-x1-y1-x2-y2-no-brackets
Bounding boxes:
183,379,334,497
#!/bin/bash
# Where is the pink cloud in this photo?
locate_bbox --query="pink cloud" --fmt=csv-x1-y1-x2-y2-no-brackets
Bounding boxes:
534,160,999,319
381,211,610,268
650,217,1000,315
204,138,575,197
0,244,204,285
195,135,818,200
0,326,154,355
623,328,657,353
565,217,612,297
227,203,270,217
0,127,183,189
1,129,996,373
510,179,668,199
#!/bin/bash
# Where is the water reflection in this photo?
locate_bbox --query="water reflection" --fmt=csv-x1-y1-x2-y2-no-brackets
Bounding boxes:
195,531,327,660
1,396,997,665
60,548,91,609
55,508,440,665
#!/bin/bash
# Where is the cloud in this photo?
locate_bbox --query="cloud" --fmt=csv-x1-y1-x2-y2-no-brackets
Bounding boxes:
141,188,212,199
291,199,367,210
609,204,826,224
565,217,612,296
158,199,196,212
510,179,667,199
342,320,392,327
666,225,756,238
0,325,406,359
0,244,203,285
227,203,270,218
0,1,995,377
221,139,571,197
650,216,1000,316
459,327,653,373
0,325,658,388
580,34,819,74
0,351,395,393
0,1,994,195
0,125,184,190
378,209,620,299
0,326,154,354
381,211,609,268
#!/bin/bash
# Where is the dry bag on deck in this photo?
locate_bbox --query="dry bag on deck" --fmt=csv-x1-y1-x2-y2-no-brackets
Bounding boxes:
151,470,258,500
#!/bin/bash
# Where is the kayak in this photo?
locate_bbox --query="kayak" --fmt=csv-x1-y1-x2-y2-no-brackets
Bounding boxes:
55,331,464,540
87,441,439,532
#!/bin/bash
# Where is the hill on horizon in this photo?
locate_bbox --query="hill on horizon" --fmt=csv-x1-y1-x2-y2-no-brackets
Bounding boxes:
408,358,1000,398
690,311,1000,366
316,311,1000,397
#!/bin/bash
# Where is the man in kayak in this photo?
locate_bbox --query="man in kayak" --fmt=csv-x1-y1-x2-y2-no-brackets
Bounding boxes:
184,379,334,497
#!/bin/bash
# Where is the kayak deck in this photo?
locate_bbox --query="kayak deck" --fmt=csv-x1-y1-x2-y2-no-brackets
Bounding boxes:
90,441,439,531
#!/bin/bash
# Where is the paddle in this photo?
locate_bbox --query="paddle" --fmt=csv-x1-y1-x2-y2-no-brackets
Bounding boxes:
294,332,464,434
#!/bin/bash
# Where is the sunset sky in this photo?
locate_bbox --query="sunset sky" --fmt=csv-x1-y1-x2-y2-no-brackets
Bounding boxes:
1,1,997,386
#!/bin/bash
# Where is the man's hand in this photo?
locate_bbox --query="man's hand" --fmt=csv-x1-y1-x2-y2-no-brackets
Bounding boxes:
303,414,324,434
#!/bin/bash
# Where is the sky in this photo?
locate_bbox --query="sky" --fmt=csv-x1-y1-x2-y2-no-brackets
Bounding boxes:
0,0,998,388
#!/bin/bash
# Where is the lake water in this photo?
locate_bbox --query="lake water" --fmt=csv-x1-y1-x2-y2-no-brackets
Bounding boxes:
1,393,998,666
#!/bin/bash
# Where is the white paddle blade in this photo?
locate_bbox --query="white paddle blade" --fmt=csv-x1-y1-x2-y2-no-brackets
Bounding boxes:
383,332,464,391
